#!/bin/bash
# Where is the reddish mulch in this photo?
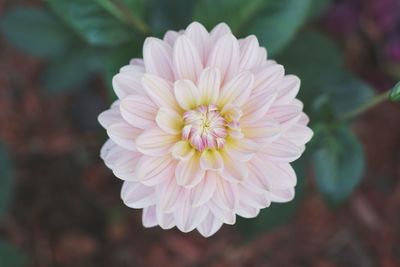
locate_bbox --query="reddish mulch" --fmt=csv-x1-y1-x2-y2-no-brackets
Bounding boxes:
0,1,400,267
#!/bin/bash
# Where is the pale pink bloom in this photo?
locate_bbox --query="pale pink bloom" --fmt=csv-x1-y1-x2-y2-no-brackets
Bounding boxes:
98,22,313,237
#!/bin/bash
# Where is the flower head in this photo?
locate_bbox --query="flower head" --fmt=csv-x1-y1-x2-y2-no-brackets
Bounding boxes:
98,22,313,237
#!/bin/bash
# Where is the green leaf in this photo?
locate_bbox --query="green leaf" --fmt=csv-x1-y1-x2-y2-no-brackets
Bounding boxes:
277,32,374,120
245,0,312,56
193,0,265,33
0,240,27,267
149,0,195,35
237,159,307,239
0,6,74,57
389,81,400,102
308,0,331,19
120,0,146,18
312,125,364,206
42,47,106,95
0,142,14,220
47,0,134,46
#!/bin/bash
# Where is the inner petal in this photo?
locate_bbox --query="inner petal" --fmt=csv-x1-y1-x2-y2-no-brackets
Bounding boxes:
182,104,228,151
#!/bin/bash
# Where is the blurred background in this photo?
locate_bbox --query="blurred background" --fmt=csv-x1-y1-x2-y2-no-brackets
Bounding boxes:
0,0,399,266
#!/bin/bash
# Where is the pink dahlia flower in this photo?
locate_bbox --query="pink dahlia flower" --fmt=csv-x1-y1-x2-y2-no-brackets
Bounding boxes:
98,22,313,237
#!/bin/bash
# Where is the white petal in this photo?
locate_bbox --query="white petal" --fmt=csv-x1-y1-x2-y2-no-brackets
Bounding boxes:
251,65,284,96
112,71,144,99
135,128,178,156
129,58,144,67
112,151,142,180
190,171,217,207
197,212,223,237
207,201,236,225
121,182,155,208
238,185,271,209
174,201,208,233
223,138,258,162
220,149,249,182
142,206,158,228
98,104,122,128
175,152,205,188
266,104,302,130
120,64,145,74
236,202,260,219
298,113,310,125
135,155,175,186
210,23,232,44
143,37,174,81
239,35,260,71
120,95,157,129
107,122,141,151
207,33,239,81
173,35,203,81
163,30,180,46
241,91,277,124
269,187,295,203
275,75,301,105
156,178,185,213
171,141,195,160
100,139,131,169
184,22,210,63
282,124,313,146
218,71,254,107
156,208,175,229
197,67,221,105
212,177,239,211
156,107,183,135
259,138,303,162
250,156,297,190
142,74,179,110
241,119,281,146
173,79,201,110
200,149,224,171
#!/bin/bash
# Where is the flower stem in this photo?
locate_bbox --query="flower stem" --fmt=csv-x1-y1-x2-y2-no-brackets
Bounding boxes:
96,0,150,36
338,90,391,121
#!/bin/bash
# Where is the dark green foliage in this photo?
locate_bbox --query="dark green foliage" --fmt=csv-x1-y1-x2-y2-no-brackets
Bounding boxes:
0,240,27,267
0,142,14,220
278,32,374,120
312,125,364,206
42,47,107,95
0,6,74,57
47,0,136,46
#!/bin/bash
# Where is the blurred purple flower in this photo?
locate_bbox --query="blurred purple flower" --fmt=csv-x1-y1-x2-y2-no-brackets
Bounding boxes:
385,37,400,62
367,0,400,34
324,1,360,36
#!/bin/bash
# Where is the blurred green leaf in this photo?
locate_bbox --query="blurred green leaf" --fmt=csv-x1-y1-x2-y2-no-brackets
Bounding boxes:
237,159,307,239
120,0,146,17
0,6,74,57
278,32,374,120
245,0,312,56
308,0,331,19
47,0,134,46
312,125,364,206
0,240,27,267
389,81,400,102
42,47,106,95
149,0,195,35
194,0,264,33
0,142,14,220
